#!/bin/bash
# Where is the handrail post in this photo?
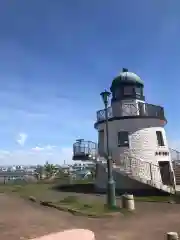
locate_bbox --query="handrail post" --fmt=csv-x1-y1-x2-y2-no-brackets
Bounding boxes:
129,156,132,172
178,151,180,161
149,162,153,181
170,170,176,194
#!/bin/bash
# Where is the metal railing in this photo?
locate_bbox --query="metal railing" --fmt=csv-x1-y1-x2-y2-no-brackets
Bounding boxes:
99,149,175,186
97,107,113,121
115,155,175,191
73,140,97,158
96,102,165,122
170,148,180,162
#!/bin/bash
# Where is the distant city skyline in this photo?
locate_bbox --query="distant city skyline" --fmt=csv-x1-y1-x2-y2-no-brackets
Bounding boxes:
0,0,180,164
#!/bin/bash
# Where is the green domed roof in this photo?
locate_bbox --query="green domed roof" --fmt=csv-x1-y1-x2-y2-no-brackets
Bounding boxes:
111,68,144,89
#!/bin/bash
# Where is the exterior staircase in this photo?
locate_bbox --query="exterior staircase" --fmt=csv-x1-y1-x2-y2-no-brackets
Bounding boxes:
97,154,176,194
174,165,180,185
171,148,180,185
72,138,179,194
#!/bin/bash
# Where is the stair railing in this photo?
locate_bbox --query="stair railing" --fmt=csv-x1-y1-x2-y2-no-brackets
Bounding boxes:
117,154,175,190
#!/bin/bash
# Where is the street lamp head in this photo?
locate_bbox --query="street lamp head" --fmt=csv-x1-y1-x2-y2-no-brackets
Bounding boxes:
100,90,111,105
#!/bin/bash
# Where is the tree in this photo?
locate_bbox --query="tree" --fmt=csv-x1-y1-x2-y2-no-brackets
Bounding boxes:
35,165,44,180
44,161,57,179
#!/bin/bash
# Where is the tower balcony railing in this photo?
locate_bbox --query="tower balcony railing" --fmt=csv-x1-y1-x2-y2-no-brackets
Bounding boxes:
73,140,98,161
96,102,166,122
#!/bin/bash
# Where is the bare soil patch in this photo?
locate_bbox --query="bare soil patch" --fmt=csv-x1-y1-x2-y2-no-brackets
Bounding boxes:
0,193,180,240
0,182,180,240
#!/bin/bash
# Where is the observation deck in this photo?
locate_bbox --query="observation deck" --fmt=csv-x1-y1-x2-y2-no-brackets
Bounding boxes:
73,139,98,161
95,102,166,128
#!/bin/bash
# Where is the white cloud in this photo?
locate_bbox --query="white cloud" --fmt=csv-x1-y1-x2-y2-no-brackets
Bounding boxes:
31,145,56,152
0,146,73,165
31,146,44,151
16,132,28,146
45,145,56,150
0,150,10,155
60,147,73,157
0,150,11,160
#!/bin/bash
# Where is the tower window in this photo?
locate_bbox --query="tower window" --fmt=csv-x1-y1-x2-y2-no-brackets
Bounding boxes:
123,86,133,95
114,89,121,99
156,131,165,146
118,131,129,147
135,87,141,95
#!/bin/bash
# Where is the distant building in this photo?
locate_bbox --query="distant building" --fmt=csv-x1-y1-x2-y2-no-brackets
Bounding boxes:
0,171,35,183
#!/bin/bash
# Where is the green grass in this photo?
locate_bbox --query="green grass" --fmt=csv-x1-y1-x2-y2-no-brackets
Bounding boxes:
135,196,172,202
0,182,57,200
135,194,180,203
0,183,123,216
60,195,78,204
55,195,123,216
1,182,180,213
2,182,180,217
0,179,94,201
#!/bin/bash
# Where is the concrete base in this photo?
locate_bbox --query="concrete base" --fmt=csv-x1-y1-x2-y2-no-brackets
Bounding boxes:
95,162,171,196
175,185,180,192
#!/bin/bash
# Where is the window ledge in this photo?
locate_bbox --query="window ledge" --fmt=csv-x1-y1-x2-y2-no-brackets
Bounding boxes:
118,144,129,147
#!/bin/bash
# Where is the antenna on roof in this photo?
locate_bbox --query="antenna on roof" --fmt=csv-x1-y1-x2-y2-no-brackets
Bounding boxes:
76,139,84,143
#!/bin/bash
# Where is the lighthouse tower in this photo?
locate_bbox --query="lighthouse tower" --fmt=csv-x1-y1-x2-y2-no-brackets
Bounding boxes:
94,68,175,193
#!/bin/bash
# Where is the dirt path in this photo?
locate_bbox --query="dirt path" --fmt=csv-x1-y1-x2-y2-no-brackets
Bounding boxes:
0,193,180,240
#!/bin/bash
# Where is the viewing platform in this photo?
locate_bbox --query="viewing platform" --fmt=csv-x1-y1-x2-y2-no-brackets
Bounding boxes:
73,139,97,161
95,102,166,128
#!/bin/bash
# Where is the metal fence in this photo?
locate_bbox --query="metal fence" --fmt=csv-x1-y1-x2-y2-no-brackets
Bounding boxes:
73,140,97,159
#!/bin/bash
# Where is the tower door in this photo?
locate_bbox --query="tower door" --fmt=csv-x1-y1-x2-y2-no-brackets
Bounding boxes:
158,161,171,185
98,130,104,157
138,102,145,116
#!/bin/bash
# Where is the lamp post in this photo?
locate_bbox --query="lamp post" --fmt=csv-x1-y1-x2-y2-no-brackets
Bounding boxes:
100,90,116,208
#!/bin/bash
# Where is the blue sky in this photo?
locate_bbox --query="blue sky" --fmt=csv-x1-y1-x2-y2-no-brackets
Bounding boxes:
0,0,180,165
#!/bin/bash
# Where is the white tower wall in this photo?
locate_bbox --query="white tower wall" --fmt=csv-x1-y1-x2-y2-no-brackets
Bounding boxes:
97,118,173,185
97,118,170,165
